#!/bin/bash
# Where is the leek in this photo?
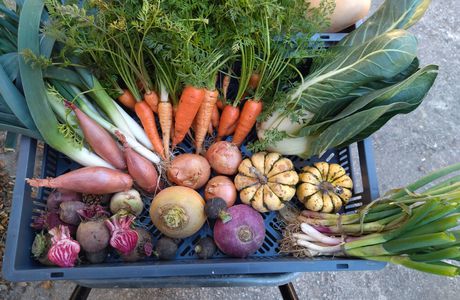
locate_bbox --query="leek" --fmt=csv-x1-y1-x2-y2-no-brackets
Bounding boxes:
18,0,113,168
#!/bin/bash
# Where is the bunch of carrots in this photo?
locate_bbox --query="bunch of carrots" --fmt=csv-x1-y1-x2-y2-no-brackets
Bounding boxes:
45,0,327,162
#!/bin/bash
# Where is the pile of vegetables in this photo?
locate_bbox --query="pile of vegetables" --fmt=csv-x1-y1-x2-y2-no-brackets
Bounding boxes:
3,0,458,278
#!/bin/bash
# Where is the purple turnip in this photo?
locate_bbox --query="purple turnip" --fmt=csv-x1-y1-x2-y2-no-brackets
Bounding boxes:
213,205,265,258
121,228,153,262
59,201,86,225
47,225,81,267
47,189,81,213
105,215,138,255
76,205,110,257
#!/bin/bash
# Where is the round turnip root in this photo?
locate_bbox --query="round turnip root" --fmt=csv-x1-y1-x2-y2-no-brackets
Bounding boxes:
110,189,143,216
121,228,153,262
213,205,265,258
59,201,86,225
76,205,110,254
167,154,211,189
47,189,81,213
85,249,108,264
205,141,242,175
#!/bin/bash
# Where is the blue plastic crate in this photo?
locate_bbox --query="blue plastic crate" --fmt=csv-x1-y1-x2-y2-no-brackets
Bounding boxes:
3,134,385,282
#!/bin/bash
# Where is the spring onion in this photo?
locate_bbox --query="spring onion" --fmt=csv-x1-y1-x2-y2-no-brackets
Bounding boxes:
281,163,460,277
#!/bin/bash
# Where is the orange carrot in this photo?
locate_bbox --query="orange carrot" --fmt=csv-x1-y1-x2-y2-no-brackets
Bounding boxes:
211,105,220,128
158,101,173,159
226,121,238,136
144,91,159,113
118,89,136,110
195,89,218,154
232,99,263,146
216,98,224,110
248,72,261,91
135,101,165,160
172,86,206,147
217,105,240,141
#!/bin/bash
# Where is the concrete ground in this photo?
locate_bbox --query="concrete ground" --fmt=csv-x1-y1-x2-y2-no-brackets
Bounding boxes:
1,0,459,299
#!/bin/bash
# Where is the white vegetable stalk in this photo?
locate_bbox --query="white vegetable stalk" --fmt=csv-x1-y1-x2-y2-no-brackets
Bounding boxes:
113,101,153,149
257,111,314,155
76,97,161,164
300,223,342,245
296,239,342,253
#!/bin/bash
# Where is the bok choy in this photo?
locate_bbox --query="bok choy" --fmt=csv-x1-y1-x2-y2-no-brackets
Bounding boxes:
255,0,438,158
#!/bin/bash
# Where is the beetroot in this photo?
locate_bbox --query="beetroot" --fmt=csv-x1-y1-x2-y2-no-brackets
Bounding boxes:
47,225,81,267
59,201,86,225
85,249,108,264
121,228,153,262
105,215,138,255
76,205,110,255
213,205,265,258
47,189,81,213
31,211,77,235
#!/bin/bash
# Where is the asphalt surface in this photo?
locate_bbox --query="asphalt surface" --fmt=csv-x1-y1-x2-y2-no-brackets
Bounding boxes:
1,0,459,299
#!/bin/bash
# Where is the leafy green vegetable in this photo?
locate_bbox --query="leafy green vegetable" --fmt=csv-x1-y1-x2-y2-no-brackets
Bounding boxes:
339,0,432,47
299,65,438,157
18,0,112,167
290,30,418,120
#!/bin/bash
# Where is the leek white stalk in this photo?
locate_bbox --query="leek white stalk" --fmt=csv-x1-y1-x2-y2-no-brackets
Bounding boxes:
113,101,152,149
76,97,160,164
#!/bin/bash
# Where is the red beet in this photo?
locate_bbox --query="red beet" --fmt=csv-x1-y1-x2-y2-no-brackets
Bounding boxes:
47,225,81,268
105,215,138,255
121,228,153,262
47,189,81,213
31,211,77,235
76,205,110,254
59,201,86,225
213,205,265,258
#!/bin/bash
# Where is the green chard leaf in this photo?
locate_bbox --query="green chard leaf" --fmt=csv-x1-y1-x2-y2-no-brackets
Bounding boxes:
289,30,418,118
302,65,438,157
